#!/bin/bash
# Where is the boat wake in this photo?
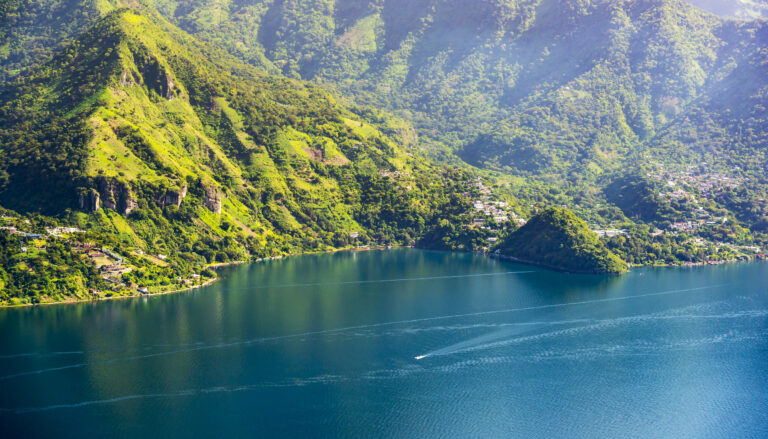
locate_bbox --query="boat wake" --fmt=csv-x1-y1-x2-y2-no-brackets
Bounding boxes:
6,322,766,415
412,303,768,360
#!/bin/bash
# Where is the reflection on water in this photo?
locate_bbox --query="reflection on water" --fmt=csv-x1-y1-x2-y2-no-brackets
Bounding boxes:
1,250,767,438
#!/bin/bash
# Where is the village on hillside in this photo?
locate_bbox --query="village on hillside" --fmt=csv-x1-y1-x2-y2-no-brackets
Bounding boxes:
647,164,743,213
467,178,527,229
1,214,211,298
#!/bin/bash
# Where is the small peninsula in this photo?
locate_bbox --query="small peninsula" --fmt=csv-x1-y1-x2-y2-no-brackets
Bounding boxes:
494,207,629,274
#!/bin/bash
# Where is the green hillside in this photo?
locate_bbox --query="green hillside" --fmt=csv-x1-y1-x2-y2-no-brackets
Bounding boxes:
0,0,120,83
132,0,765,177
495,207,629,274
107,0,766,243
6,1,766,184
3,1,767,216
142,0,767,259
1,0,766,303
0,8,476,305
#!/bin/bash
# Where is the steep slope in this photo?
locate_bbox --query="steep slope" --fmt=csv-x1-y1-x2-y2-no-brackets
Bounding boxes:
3,1,766,185
646,30,768,177
0,0,125,83
495,207,629,273
129,0,768,246
1,0,765,303
3,1,766,207
0,8,476,304
142,0,766,178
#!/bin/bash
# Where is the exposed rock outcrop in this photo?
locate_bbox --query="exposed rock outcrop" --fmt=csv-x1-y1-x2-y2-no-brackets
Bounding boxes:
99,180,120,211
135,54,181,101
164,74,177,100
160,184,188,208
124,197,138,215
203,184,223,214
79,189,101,212
119,70,136,87
80,178,138,215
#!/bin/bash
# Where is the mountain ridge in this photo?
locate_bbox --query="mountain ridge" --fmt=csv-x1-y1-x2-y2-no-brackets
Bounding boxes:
0,7,483,304
140,0,767,182
3,1,766,185
0,0,766,304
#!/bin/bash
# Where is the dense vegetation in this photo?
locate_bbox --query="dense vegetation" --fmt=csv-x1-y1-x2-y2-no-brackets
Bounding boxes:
0,8,482,305
6,1,767,189
0,230,99,303
495,207,629,274
0,0,766,304
135,0,767,178
130,0,768,238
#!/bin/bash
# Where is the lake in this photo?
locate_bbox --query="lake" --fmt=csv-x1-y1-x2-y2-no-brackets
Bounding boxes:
1,249,767,438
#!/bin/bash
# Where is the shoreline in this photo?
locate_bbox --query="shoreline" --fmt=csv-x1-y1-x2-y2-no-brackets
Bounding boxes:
489,251,761,273
487,253,625,275
2,246,762,309
0,277,221,309
0,244,402,309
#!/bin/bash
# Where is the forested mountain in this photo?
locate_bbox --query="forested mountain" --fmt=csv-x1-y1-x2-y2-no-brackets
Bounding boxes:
5,1,766,179
0,0,116,83
137,0,768,243
118,0,766,181
3,0,766,191
0,7,476,303
0,0,766,304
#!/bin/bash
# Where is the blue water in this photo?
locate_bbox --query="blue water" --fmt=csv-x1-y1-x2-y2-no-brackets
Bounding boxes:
1,249,767,437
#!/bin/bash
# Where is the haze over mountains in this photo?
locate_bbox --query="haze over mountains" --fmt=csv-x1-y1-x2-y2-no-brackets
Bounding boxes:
687,0,768,18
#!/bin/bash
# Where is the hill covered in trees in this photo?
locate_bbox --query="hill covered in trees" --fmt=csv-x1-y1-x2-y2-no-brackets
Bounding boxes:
0,0,766,303
0,7,477,304
117,0,768,239
126,0,767,180
495,207,629,274
5,1,766,183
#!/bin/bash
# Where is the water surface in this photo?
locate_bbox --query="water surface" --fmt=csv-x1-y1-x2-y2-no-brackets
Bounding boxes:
1,250,767,437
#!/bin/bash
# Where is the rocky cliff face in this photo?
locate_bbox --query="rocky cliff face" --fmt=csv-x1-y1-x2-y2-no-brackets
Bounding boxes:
119,70,136,87
79,178,138,215
203,184,223,214
160,184,188,208
98,178,137,214
78,178,216,215
163,74,178,100
79,189,101,212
